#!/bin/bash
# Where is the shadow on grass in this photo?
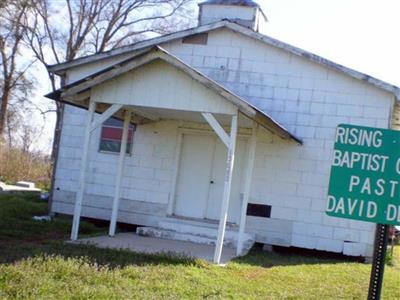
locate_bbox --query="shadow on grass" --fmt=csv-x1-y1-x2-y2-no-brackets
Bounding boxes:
0,241,201,268
0,193,366,270
0,194,200,269
1,239,354,271
233,244,365,268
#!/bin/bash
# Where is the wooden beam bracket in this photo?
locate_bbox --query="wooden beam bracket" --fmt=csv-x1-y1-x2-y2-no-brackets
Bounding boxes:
202,112,229,148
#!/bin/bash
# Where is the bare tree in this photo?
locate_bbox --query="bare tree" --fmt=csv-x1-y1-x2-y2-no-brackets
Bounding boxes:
4,105,21,149
25,0,194,160
23,0,195,208
0,0,34,137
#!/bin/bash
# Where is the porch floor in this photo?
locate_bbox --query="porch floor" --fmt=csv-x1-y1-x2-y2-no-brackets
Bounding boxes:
71,232,237,264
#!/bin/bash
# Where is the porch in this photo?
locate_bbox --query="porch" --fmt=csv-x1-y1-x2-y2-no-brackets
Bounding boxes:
72,233,237,264
72,210,256,263
47,46,301,264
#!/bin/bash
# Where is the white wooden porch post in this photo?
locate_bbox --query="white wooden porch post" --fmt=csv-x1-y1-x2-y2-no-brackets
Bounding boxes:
109,109,131,236
71,99,96,240
236,122,258,255
213,114,238,264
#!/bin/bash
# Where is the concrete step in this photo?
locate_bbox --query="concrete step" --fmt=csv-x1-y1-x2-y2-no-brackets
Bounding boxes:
137,227,220,247
136,220,256,254
159,220,254,243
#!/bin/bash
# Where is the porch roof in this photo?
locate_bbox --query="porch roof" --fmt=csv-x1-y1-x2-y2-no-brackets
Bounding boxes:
45,46,301,144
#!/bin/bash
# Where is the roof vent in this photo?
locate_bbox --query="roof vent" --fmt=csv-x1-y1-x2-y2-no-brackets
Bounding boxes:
198,0,267,32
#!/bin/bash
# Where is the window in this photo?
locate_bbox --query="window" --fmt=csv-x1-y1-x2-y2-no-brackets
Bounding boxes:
99,118,135,154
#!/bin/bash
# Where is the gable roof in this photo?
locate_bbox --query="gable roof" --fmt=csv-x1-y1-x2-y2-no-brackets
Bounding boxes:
46,46,302,144
48,20,400,100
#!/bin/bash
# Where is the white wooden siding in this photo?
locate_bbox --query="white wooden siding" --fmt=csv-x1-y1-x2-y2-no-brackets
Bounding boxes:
91,60,237,115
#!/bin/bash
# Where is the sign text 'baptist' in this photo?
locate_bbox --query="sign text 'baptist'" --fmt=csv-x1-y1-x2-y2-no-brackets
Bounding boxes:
326,124,400,225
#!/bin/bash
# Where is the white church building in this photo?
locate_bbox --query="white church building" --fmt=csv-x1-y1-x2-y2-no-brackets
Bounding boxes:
46,0,400,264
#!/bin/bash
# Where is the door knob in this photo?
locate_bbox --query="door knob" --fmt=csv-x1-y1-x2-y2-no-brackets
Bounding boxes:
210,180,214,184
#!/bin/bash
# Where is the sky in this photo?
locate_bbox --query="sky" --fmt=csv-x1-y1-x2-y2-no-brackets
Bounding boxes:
257,0,399,86
31,0,400,153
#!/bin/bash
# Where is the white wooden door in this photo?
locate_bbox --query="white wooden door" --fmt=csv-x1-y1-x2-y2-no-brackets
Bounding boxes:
174,133,247,224
174,134,215,219
206,138,247,224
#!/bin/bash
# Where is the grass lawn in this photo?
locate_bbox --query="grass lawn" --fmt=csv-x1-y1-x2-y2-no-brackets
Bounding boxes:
0,194,399,299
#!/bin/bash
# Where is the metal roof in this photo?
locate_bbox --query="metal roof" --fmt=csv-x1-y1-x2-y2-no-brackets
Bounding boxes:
47,20,400,101
199,0,259,7
46,46,302,144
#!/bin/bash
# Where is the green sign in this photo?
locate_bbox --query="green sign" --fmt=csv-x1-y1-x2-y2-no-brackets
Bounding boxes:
327,124,400,225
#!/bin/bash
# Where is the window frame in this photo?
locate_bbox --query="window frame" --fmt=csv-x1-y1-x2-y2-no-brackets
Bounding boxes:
98,118,136,155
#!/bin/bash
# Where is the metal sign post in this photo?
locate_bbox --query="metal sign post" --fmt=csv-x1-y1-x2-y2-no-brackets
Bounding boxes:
326,124,400,300
368,224,389,300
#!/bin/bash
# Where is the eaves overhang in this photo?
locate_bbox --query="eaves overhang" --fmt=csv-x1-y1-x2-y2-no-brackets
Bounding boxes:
46,46,302,144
